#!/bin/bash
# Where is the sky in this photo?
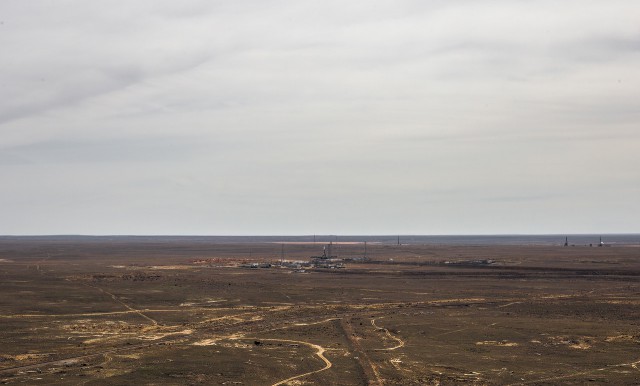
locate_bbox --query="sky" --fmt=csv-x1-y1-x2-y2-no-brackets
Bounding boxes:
1,0,639,235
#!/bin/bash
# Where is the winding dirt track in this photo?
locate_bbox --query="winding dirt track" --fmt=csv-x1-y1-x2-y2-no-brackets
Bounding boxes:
238,338,332,386
1,297,494,383
233,318,340,385
371,318,405,351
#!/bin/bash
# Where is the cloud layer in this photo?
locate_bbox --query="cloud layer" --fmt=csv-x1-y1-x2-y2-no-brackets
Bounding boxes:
1,0,639,234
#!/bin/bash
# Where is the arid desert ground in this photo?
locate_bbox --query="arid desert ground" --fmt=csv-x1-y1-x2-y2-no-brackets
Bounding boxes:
1,237,640,385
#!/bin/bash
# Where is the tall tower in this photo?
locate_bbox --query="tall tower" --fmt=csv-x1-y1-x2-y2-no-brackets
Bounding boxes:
564,237,568,247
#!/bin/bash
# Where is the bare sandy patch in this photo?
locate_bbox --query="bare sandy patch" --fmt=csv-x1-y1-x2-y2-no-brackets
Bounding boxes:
7,353,51,361
147,265,195,270
476,340,518,347
115,353,142,359
600,300,640,305
547,336,594,350
605,335,639,343
141,329,192,340
430,298,485,304
193,339,219,346
63,320,142,335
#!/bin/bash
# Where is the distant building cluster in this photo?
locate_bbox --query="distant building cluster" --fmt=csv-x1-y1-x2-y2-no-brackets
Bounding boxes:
233,242,374,271
563,236,608,247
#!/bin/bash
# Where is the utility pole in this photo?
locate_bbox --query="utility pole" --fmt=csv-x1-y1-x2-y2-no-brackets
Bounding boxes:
364,241,367,259
397,235,400,245
281,244,284,263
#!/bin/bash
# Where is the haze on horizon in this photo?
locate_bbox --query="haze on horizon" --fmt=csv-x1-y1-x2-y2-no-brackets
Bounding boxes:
1,1,639,236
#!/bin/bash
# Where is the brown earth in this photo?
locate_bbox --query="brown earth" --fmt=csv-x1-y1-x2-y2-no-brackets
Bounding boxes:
1,238,640,385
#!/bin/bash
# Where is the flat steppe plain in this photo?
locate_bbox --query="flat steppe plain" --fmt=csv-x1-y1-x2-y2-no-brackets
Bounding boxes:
1,238,639,385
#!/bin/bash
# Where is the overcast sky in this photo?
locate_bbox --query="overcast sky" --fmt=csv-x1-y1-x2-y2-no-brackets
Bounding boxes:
1,1,639,235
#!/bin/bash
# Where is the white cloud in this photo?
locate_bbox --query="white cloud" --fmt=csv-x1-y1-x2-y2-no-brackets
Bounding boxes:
1,0,639,234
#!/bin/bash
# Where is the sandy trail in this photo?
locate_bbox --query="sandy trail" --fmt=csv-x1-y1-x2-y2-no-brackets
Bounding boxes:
293,318,341,327
0,341,167,375
244,318,339,385
0,309,184,318
1,306,382,380
430,326,470,338
84,284,158,326
236,338,331,386
340,319,383,385
497,301,522,308
506,358,640,385
0,304,291,319
371,318,405,351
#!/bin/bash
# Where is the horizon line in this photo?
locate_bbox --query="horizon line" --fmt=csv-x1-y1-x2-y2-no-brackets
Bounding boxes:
1,233,639,237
